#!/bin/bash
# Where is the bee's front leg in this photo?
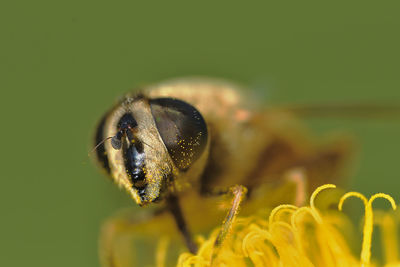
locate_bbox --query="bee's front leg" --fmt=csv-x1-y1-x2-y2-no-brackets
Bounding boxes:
208,185,247,264
166,195,198,254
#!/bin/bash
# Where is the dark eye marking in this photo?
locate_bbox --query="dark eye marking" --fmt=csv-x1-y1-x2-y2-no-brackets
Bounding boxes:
149,98,208,170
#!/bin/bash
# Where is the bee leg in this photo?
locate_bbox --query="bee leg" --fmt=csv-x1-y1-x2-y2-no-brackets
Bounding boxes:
166,195,198,254
210,185,247,263
99,207,183,267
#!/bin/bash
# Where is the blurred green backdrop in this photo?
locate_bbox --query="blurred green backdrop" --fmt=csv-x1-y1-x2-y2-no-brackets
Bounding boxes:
1,1,400,266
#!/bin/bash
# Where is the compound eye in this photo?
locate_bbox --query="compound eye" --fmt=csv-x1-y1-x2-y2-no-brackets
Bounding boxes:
149,98,208,170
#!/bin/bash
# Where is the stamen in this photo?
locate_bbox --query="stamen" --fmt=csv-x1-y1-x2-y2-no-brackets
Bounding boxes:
361,193,396,266
291,207,323,230
268,204,298,227
310,184,336,211
338,191,396,266
338,192,368,211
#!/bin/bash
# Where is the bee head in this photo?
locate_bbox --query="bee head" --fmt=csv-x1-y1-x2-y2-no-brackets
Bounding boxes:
94,95,209,206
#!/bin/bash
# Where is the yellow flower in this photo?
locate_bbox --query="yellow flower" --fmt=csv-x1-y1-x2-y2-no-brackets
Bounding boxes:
174,185,400,267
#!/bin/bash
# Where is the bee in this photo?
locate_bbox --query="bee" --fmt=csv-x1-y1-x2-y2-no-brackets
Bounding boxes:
93,78,354,266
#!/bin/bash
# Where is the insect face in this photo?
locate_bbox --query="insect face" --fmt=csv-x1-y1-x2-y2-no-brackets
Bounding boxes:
95,94,209,206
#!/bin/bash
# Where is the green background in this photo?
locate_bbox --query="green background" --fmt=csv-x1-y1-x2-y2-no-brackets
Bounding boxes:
1,2,400,266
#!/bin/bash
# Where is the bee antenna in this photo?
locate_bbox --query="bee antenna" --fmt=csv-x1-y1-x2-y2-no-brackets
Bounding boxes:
141,140,154,150
89,130,154,157
88,136,113,157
